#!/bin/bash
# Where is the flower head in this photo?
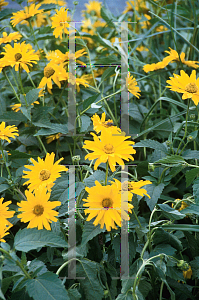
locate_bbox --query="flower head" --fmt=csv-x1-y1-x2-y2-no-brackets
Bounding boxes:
83,127,136,172
0,224,12,242
91,112,121,134
0,197,15,227
0,122,18,143
183,266,192,279
0,0,8,10
0,32,22,45
112,179,152,198
126,72,141,98
68,73,89,92
83,181,133,231
17,187,61,230
166,70,199,106
83,1,102,18
172,199,189,211
51,7,70,39
46,133,62,144
23,152,68,192
0,42,39,73
10,3,44,27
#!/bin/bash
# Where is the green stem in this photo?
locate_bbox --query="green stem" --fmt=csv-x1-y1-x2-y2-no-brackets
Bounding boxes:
0,247,31,279
27,72,36,88
0,141,12,179
56,258,78,276
3,69,21,103
105,162,109,185
105,281,112,300
159,281,164,300
132,207,142,228
158,167,170,184
84,159,94,180
36,135,47,155
18,69,28,106
176,99,190,154
28,20,43,61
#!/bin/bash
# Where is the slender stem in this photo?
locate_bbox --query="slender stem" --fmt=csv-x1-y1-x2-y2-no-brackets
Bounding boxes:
84,159,94,180
105,282,112,300
0,247,31,279
132,207,142,228
56,258,78,276
105,162,109,185
15,188,27,201
159,281,164,300
27,72,36,88
36,135,47,154
18,69,28,106
158,167,170,184
3,69,21,103
0,141,12,179
176,99,190,154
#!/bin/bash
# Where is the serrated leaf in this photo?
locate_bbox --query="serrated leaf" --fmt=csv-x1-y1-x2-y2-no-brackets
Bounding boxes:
80,115,91,133
133,139,168,153
84,170,105,187
158,203,186,220
26,272,70,300
185,168,199,187
81,220,106,247
154,155,185,165
26,89,40,105
20,107,31,121
0,111,26,122
14,228,67,252
34,124,68,135
144,183,164,211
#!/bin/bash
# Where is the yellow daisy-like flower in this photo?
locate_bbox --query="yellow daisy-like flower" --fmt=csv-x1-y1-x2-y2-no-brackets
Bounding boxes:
183,266,192,279
0,197,15,227
112,179,152,198
91,112,121,134
0,224,12,243
83,1,102,18
143,60,168,73
0,0,8,10
23,152,68,192
46,133,62,144
126,72,141,98
172,199,189,212
68,73,89,92
10,4,44,27
17,187,61,230
0,32,22,45
83,127,136,172
10,100,39,112
0,42,39,73
51,7,70,39
166,70,199,106
164,48,199,68
123,0,147,14
42,0,67,5
83,181,133,231
38,63,68,94
0,122,19,143
46,49,67,64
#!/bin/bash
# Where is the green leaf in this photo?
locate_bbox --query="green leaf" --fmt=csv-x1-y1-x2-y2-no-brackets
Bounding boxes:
133,139,168,153
0,184,9,193
193,177,199,203
80,115,91,133
185,168,199,187
181,203,199,215
97,33,116,50
26,272,69,300
0,261,6,300
14,228,67,252
68,289,81,300
182,149,199,159
76,259,104,300
9,151,37,160
0,9,17,21
100,6,116,26
34,124,68,135
20,107,31,121
0,111,26,122
94,54,120,65
81,220,106,247
100,67,115,82
150,244,176,256
158,203,186,220
26,89,40,106
83,94,100,110
144,183,165,211
153,228,182,251
84,170,105,187
162,224,199,232
154,155,185,165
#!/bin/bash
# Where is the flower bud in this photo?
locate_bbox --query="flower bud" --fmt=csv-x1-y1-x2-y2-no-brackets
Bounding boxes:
190,114,195,120
72,155,80,163
148,163,155,172
73,1,78,5
187,135,193,142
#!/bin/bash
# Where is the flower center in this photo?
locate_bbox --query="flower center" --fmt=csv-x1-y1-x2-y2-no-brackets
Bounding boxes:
44,66,55,78
39,169,51,181
185,82,198,93
102,197,113,208
33,205,44,216
103,143,115,154
15,53,22,61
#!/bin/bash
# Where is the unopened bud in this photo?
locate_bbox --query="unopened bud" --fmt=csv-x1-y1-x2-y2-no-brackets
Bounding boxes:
72,155,80,163
190,114,195,120
177,260,189,271
187,135,193,142
148,163,155,172
73,1,78,5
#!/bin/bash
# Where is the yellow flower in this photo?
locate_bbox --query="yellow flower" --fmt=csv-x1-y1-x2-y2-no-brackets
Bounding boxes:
46,133,62,144
172,199,188,211
83,127,136,172
83,181,133,231
166,70,199,106
0,197,15,227
51,7,70,39
126,72,141,98
38,63,68,94
183,266,192,279
42,0,67,5
68,73,89,92
112,179,152,198
46,49,67,64
0,122,19,143
23,152,68,192
91,112,121,134
136,45,149,52
164,48,199,68
17,187,61,230
0,224,12,243
83,1,102,18
10,4,44,27
0,32,22,45
123,0,147,14
10,100,39,112
66,49,87,66
0,42,39,73
143,60,168,73
0,0,8,10
141,14,151,29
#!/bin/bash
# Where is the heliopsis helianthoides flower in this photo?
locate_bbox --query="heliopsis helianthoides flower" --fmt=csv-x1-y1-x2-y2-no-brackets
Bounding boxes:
83,181,133,231
123,0,147,14
172,199,189,212
0,42,39,73
83,127,136,172
82,1,102,18
51,8,70,39
66,49,87,66
0,197,15,227
183,266,192,279
91,112,121,134
17,187,61,230
0,0,8,10
38,63,68,94
23,152,68,192
0,32,22,45
10,100,39,112
126,72,141,98
10,4,44,27
112,179,152,198
68,73,89,92
0,122,19,143
143,60,168,73
166,70,199,106
0,224,12,242
46,133,62,144
41,0,67,5
46,49,68,65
